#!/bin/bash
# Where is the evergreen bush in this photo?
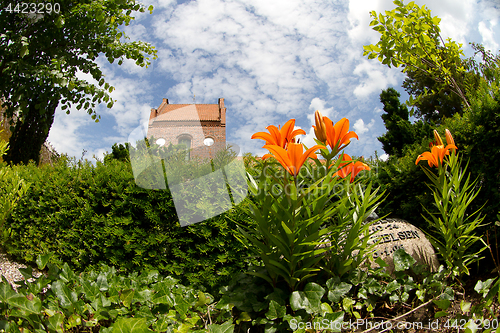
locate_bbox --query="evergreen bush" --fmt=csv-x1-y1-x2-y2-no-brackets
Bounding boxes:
4,154,255,294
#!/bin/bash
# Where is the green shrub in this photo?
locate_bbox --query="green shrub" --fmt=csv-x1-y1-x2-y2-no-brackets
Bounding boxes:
0,134,30,244
5,154,255,294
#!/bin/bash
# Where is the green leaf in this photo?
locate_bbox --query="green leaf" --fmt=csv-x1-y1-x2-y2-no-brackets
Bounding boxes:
96,272,109,291
112,317,152,333
322,312,344,332
434,310,448,318
460,300,471,313
327,281,352,303
0,278,19,303
386,280,400,293
46,313,64,333
265,300,286,320
120,289,135,308
151,281,174,306
393,248,416,271
36,252,53,270
174,293,190,316
195,291,208,306
7,294,42,315
66,314,82,329
152,315,172,332
433,299,451,311
208,320,234,333
20,45,29,58
52,280,78,310
236,312,251,324
290,283,324,314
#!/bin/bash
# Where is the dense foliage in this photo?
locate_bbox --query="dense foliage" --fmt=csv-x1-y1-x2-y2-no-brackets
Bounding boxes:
377,88,433,158
0,254,234,332
4,154,255,295
373,63,500,238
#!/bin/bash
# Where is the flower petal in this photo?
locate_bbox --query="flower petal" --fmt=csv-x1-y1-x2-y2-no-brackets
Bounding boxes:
263,144,293,175
251,132,278,145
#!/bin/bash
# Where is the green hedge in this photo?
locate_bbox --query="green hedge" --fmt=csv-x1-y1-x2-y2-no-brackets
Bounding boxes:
4,155,255,294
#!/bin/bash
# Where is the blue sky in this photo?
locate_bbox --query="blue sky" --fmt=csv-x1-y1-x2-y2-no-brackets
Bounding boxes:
46,0,500,162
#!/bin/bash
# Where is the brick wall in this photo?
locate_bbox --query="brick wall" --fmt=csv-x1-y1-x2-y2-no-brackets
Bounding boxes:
147,99,226,160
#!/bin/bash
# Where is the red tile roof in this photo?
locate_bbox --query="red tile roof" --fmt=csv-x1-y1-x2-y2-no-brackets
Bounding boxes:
153,104,221,121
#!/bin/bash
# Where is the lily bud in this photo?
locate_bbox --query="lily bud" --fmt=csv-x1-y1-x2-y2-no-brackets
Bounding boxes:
445,129,456,153
445,129,454,145
433,130,444,147
313,110,328,142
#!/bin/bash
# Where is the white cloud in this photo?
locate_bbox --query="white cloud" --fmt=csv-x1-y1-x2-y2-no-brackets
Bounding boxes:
347,0,395,44
307,97,336,122
352,60,401,98
149,0,362,153
479,20,499,52
353,118,375,134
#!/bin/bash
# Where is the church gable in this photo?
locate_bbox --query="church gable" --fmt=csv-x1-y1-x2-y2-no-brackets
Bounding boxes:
147,98,227,160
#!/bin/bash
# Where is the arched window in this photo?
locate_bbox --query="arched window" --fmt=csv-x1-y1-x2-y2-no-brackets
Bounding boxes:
178,135,192,161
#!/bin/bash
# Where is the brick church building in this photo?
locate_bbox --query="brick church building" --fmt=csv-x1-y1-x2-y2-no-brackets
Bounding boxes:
147,98,226,160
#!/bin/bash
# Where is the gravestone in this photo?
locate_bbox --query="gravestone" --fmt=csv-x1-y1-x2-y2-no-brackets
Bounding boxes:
366,218,439,273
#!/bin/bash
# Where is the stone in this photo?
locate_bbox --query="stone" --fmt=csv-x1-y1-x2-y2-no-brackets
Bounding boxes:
366,218,439,273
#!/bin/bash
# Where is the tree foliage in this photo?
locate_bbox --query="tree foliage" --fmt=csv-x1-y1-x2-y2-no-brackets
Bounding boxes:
363,0,471,113
402,67,464,123
378,88,433,158
0,0,157,164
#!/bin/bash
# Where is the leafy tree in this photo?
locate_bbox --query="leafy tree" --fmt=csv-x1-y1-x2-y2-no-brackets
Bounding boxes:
378,88,433,158
378,88,413,157
402,67,464,123
400,42,497,124
104,143,131,164
363,0,471,113
0,0,157,165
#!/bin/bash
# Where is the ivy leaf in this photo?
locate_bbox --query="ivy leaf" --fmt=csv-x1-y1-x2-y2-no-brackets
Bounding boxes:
46,313,64,333
265,300,286,320
120,289,135,308
8,294,42,316
0,279,18,304
36,252,53,270
393,248,416,271
290,283,324,314
327,280,352,303
433,299,451,311
111,317,152,333
208,320,234,333
52,280,78,310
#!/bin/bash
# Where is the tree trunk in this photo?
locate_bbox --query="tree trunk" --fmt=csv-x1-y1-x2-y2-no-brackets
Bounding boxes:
4,96,58,165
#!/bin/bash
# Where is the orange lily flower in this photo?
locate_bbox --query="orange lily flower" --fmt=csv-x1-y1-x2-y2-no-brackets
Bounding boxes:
262,143,326,177
251,119,306,149
323,117,359,154
333,154,371,182
415,144,457,167
312,110,328,142
417,129,457,167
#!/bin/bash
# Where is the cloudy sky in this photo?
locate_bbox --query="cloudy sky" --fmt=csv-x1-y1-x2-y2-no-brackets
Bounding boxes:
47,0,500,162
